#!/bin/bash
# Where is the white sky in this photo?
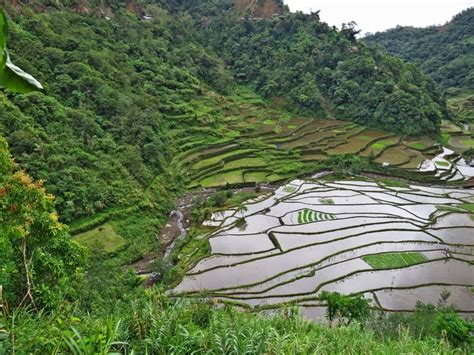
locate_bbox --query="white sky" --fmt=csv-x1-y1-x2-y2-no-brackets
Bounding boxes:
284,0,474,36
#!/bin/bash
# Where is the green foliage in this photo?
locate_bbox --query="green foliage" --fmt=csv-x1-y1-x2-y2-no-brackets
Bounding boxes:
0,137,84,309
0,10,43,93
0,3,470,353
320,198,335,205
190,7,446,134
226,190,260,206
364,8,474,90
206,190,232,208
1,290,468,354
369,294,473,350
446,88,474,122
0,5,224,225
433,311,474,346
330,153,368,175
72,224,127,254
363,252,427,269
319,291,371,326
235,217,247,230
440,132,451,146
379,177,409,188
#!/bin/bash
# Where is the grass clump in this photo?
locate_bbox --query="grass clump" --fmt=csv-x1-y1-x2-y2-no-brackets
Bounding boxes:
320,198,335,205
460,203,474,212
408,142,429,150
283,185,297,193
461,139,474,147
436,204,474,214
440,132,451,146
226,191,261,206
363,252,427,269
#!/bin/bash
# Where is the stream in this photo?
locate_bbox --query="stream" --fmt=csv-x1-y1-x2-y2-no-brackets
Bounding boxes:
163,209,187,259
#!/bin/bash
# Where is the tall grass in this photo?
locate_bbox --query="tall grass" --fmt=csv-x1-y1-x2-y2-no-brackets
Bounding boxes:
1,290,469,354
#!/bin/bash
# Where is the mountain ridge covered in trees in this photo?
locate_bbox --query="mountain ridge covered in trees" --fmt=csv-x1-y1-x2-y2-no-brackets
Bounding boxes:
0,0,450,243
363,8,473,90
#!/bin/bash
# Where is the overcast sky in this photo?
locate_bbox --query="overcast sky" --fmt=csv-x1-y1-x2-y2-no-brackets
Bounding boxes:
284,0,474,36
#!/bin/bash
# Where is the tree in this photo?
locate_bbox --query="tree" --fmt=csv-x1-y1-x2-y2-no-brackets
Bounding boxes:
0,137,85,308
341,21,361,42
320,291,371,326
0,15,82,307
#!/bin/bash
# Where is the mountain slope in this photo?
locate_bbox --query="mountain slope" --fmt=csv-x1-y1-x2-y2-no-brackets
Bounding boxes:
0,1,450,260
363,8,474,89
189,8,447,134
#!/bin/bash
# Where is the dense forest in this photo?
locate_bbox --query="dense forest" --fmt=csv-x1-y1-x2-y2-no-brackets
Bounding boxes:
184,1,447,133
364,8,473,122
364,8,473,89
0,0,448,223
1,1,472,353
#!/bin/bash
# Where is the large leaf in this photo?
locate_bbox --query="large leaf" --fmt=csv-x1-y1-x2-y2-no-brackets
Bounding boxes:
0,10,7,70
0,10,42,93
0,10,7,50
0,49,5,70
0,51,43,93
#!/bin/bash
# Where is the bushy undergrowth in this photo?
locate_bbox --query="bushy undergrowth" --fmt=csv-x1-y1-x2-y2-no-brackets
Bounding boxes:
1,289,471,354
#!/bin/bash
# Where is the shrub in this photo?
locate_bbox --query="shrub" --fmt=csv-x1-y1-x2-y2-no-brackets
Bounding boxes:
433,311,473,346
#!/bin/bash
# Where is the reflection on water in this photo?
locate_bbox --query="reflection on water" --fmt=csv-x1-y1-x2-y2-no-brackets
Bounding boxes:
173,179,474,312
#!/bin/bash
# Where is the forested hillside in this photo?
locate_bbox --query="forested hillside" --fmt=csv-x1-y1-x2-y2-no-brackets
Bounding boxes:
0,0,448,223
364,8,473,122
364,8,473,89
184,2,447,134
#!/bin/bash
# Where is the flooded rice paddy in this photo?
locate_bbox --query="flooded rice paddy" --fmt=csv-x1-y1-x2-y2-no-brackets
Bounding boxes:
173,179,474,317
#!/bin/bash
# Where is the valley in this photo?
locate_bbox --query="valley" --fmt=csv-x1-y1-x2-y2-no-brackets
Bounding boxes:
1,1,473,352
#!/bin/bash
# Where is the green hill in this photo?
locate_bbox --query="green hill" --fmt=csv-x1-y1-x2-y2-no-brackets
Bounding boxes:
364,8,473,122
363,8,473,89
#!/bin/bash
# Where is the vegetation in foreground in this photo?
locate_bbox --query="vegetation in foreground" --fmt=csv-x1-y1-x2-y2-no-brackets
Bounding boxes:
1,288,473,354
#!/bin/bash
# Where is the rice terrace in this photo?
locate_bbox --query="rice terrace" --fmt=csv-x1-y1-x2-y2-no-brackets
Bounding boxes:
172,179,474,319
172,91,474,189
2,1,474,352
